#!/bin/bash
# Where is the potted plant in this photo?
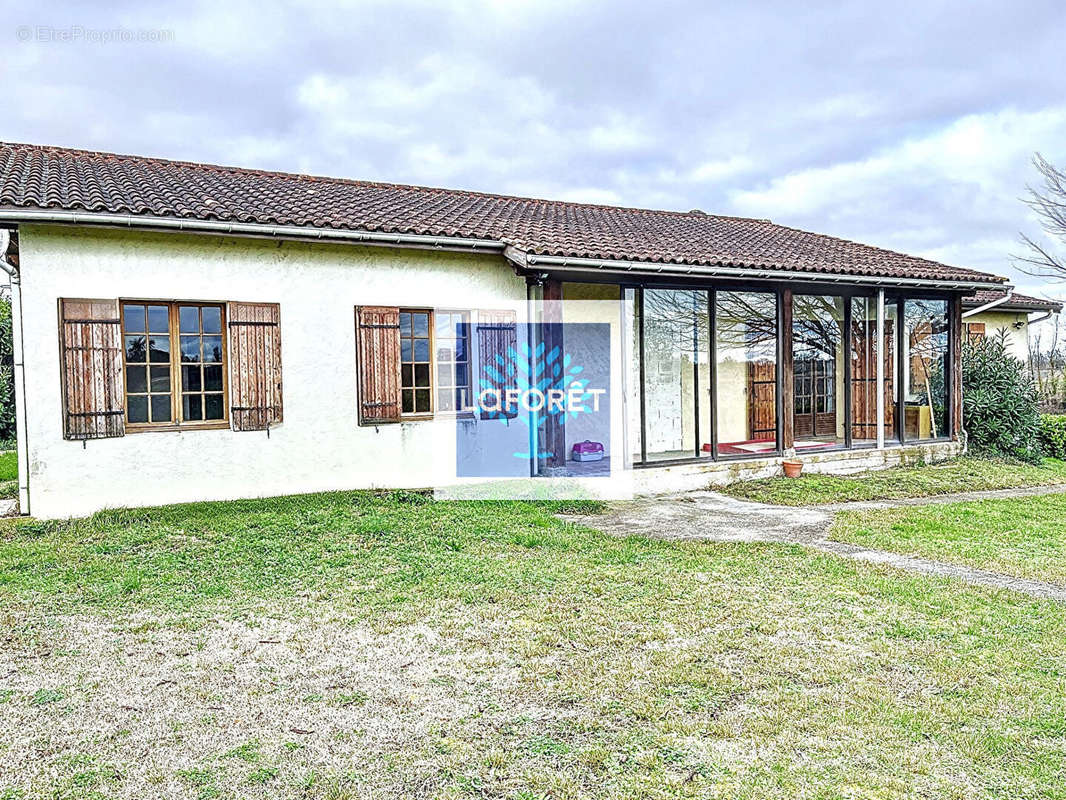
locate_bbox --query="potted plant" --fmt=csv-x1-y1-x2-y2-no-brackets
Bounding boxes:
782,459,803,478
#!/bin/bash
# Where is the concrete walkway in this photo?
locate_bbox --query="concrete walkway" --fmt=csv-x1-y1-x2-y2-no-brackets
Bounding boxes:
568,486,1066,602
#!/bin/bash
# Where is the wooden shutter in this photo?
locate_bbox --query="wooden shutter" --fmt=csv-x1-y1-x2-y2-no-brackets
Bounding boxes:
356,306,401,424
59,298,125,440
477,310,518,419
228,302,283,431
967,322,986,343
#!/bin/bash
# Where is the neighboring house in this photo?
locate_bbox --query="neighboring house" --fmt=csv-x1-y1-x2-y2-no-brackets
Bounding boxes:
0,142,1014,518
961,289,1062,358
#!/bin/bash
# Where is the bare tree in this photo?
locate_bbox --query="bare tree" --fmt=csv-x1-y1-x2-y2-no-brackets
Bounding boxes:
1018,153,1066,278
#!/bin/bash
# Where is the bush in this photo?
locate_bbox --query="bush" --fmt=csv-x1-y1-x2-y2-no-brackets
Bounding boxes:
1038,414,1066,459
0,297,13,442
962,332,1042,463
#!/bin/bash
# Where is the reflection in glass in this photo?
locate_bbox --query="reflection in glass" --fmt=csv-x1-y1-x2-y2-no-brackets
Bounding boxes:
123,305,145,333
149,336,170,363
792,295,845,450
716,291,777,455
147,305,169,333
623,289,642,463
850,296,896,442
903,299,949,440
643,289,706,461
126,365,147,394
151,395,172,423
201,306,222,334
205,393,224,420
179,306,200,333
183,394,203,421
127,395,148,423
180,336,201,362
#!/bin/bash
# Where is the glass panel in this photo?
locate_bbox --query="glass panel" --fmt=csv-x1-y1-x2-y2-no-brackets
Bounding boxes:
180,336,201,362
716,291,778,455
414,363,430,386
402,389,414,413
401,339,412,362
624,288,642,463
202,336,223,363
125,365,147,394
412,313,429,337
127,395,148,423
415,388,431,412
455,336,467,362
125,335,147,363
401,364,413,387
182,365,202,392
437,390,455,412
437,363,454,387
183,394,203,421
147,305,169,333
793,295,845,450
413,339,429,362
203,365,223,392
179,306,200,333
150,366,171,392
399,312,411,335
643,289,703,461
150,394,172,423
455,363,468,388
903,299,949,441
123,304,146,333
204,394,224,420
201,306,222,334
697,294,711,458
148,336,170,363
850,296,896,443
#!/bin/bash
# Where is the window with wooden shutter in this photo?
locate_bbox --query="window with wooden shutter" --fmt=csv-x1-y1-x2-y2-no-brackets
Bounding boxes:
227,302,283,431
59,298,125,440
356,306,402,424
477,310,518,419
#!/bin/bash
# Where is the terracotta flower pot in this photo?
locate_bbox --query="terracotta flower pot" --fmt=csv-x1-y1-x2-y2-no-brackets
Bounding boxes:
782,459,804,478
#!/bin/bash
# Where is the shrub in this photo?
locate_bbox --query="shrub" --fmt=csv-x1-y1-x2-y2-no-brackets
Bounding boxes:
1038,414,1066,459
0,297,13,442
962,332,1042,463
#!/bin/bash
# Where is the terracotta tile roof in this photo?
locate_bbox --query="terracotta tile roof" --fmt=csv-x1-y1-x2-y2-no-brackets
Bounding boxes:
0,141,1006,286
963,289,1062,313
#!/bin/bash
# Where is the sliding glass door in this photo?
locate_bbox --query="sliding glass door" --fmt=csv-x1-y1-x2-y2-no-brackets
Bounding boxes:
792,295,845,450
715,291,778,456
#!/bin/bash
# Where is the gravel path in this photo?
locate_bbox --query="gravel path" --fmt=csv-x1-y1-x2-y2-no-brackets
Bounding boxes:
569,485,1066,602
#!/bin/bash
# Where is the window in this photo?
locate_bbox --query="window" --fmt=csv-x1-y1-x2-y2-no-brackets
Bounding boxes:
399,310,432,415
967,322,986,343
435,311,472,412
121,301,227,427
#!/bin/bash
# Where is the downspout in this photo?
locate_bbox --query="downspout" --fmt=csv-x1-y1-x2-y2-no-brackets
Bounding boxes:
0,229,29,514
961,289,1014,319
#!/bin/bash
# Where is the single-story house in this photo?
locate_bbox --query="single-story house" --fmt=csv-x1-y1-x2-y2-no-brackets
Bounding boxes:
961,289,1061,358
0,142,1017,518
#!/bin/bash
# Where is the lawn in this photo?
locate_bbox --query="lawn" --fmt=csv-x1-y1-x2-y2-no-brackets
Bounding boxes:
722,456,1066,506
0,449,16,499
832,492,1066,585
1,492,1064,799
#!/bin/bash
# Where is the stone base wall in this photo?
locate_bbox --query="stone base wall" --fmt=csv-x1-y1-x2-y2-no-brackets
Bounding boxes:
631,440,963,496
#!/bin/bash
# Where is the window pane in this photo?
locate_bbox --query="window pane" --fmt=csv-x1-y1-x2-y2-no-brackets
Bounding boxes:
149,336,170,363
415,388,431,412
413,339,429,362
179,306,200,333
147,305,169,333
455,363,468,389
436,344,454,363
123,304,146,333
202,336,223,363
401,339,412,362
850,296,897,443
412,313,429,337
402,389,414,413
127,395,148,423
180,335,201,362
203,365,223,391
437,390,455,412
643,289,704,461
150,366,171,392
125,335,147,363
183,394,203,421
904,299,949,440
399,312,411,335
716,291,777,455
401,364,413,387
125,365,147,394
151,394,172,423
792,295,845,450
201,306,222,334
455,336,467,362
182,365,202,392
424,362,440,387
204,393,224,420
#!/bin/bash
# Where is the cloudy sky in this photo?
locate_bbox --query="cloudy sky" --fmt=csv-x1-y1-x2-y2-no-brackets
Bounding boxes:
5,0,1066,297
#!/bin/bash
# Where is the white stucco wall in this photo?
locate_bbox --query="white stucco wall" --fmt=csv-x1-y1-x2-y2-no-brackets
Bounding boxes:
19,224,528,519
965,310,1030,359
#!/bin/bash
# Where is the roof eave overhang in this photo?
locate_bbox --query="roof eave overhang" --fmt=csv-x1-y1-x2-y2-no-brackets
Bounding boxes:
504,246,1006,293
0,209,506,255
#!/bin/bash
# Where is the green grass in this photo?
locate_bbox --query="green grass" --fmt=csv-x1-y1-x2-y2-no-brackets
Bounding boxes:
1,491,1065,797
722,456,1066,506
832,492,1066,584
0,450,16,500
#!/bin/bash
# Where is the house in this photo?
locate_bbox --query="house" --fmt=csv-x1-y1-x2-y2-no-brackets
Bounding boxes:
0,142,1014,519
961,289,1061,358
